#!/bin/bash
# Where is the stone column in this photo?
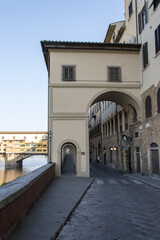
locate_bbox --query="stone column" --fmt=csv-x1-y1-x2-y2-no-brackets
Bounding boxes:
113,117,116,135
122,110,125,132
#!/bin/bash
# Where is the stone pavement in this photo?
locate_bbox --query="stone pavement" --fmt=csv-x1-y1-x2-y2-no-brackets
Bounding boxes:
10,162,160,240
11,176,93,240
124,173,160,189
57,162,160,240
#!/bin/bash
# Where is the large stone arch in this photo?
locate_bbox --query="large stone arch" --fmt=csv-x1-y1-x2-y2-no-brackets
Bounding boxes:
86,89,141,120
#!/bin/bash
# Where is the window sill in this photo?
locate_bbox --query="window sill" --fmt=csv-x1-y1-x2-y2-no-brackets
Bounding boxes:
128,11,133,22
62,79,76,82
154,50,160,59
143,62,150,71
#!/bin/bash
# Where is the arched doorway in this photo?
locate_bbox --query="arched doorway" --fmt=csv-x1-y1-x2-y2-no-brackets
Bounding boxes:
61,143,77,175
150,143,159,175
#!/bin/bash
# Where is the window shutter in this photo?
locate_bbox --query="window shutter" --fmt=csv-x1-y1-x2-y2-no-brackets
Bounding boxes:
159,25,160,50
143,42,148,68
108,67,121,82
155,28,158,53
157,88,160,113
155,25,160,54
145,1,149,24
145,96,152,118
138,13,142,34
62,65,76,81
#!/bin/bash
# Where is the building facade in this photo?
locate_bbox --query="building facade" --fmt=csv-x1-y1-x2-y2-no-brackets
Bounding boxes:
41,0,160,177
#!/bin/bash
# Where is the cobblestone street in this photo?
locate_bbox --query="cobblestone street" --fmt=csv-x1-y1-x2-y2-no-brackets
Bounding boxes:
56,162,160,240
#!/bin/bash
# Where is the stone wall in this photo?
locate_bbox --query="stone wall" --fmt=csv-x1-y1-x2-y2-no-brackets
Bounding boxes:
0,164,55,240
141,82,160,175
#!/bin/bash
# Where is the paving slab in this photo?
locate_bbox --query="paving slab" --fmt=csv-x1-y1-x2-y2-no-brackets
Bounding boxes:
11,176,93,240
124,173,160,189
56,162,160,240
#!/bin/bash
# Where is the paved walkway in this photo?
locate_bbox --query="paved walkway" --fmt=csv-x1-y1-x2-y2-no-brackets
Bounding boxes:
10,162,160,240
57,162,160,240
11,176,93,240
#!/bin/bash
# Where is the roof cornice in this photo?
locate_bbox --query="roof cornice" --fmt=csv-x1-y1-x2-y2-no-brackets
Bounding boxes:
41,41,141,51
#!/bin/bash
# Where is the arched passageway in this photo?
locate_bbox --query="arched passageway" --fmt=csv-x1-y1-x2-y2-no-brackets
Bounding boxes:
88,90,141,174
61,143,77,175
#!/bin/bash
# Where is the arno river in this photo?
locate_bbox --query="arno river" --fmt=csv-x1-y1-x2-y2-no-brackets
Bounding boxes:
0,155,48,186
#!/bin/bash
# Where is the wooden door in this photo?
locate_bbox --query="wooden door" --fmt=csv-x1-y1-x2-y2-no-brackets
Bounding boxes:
152,150,159,175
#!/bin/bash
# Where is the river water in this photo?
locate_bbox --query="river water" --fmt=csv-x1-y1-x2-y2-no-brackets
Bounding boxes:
0,155,48,186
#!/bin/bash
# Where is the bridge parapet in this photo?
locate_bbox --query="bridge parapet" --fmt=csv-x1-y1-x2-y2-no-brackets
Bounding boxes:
0,163,55,239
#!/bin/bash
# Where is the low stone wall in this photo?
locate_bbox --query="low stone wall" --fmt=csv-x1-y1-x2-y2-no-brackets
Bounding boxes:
0,163,55,240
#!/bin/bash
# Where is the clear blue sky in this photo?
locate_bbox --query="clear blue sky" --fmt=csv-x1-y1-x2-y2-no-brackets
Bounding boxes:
0,0,124,131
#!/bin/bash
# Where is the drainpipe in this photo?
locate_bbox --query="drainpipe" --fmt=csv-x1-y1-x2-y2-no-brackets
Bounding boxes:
135,0,138,43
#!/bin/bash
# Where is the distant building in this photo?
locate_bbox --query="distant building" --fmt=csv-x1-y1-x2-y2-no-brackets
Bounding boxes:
0,132,48,155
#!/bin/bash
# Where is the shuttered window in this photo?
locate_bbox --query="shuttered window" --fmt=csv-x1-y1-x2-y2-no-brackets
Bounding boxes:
138,2,148,34
145,96,152,118
155,24,160,54
62,65,76,81
143,42,149,68
108,67,121,82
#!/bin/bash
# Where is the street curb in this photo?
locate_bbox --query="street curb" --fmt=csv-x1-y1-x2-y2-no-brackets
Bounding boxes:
50,178,95,240
124,175,160,190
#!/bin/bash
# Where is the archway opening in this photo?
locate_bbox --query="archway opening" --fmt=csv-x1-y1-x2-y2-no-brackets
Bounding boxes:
61,143,77,175
88,90,141,174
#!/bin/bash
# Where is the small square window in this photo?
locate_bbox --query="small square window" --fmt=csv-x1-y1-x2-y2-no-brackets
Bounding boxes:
62,65,76,81
135,132,139,138
108,67,121,82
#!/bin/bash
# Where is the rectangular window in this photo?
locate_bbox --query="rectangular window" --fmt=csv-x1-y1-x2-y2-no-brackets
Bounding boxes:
108,67,121,82
143,42,149,68
155,24,160,54
62,66,76,81
138,2,148,34
128,1,133,18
